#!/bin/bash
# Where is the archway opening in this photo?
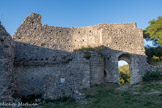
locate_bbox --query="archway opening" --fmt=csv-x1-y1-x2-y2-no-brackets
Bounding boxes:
118,54,131,85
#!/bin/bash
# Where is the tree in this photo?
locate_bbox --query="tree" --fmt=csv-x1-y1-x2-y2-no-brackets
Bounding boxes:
154,46,162,61
144,16,162,45
145,47,155,62
145,46,162,62
118,64,130,84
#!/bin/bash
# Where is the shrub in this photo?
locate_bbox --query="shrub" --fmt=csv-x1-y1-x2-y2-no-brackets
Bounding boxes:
119,65,130,85
142,71,162,81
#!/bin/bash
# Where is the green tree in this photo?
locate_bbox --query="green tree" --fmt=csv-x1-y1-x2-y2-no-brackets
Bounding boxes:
144,16,162,45
145,46,162,63
118,64,130,85
154,46,162,61
145,47,155,62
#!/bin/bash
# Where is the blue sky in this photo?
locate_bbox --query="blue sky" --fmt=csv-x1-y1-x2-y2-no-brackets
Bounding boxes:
1,0,162,36
1,0,161,66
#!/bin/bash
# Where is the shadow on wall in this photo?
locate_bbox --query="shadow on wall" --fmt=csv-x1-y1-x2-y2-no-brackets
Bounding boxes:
14,41,87,99
14,42,74,66
13,41,162,99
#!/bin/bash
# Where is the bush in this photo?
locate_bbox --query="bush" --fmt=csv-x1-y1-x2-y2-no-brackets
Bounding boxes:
119,65,130,85
145,46,162,65
142,71,162,81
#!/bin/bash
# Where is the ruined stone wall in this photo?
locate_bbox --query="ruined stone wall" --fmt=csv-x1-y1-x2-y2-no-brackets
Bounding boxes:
0,13,161,100
13,13,74,64
147,65,162,73
99,23,145,55
102,46,149,84
90,52,104,86
0,24,14,100
14,51,103,99
13,13,73,51
13,13,145,55
14,63,87,99
72,26,102,49
12,13,152,99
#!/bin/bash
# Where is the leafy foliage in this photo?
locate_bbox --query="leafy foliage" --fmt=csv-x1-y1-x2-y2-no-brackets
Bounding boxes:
118,64,130,84
145,46,162,63
144,16,162,45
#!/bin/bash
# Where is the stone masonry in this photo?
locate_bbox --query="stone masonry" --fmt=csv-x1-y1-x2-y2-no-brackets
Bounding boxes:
0,13,161,100
0,23,14,100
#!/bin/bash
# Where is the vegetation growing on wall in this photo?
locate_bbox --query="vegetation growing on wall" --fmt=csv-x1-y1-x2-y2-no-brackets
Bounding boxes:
75,46,103,51
74,46,105,57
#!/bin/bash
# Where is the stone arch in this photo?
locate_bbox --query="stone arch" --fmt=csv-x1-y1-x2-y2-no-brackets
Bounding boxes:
118,53,132,84
118,53,131,64
117,53,142,84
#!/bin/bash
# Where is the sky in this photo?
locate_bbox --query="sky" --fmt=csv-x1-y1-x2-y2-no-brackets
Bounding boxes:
1,0,161,66
1,0,162,36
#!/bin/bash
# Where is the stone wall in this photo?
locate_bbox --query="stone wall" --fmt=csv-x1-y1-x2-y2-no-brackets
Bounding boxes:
14,50,105,99
90,52,104,86
0,23,14,100
11,13,148,99
147,65,162,73
13,13,144,55
102,47,149,84
13,13,73,52
7,13,161,100
99,23,145,55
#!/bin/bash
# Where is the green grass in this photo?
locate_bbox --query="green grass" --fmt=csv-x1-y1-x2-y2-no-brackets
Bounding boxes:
41,81,162,108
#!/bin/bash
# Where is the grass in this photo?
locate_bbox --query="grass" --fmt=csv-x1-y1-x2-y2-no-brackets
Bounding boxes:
43,97,75,108
139,83,162,92
41,81,162,108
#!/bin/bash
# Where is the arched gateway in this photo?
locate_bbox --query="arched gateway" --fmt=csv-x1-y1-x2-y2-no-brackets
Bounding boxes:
117,53,142,84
